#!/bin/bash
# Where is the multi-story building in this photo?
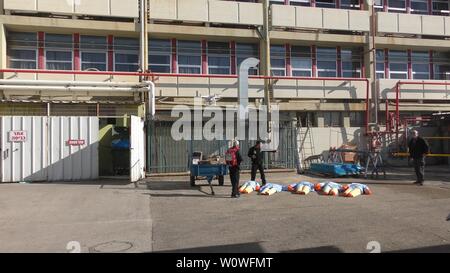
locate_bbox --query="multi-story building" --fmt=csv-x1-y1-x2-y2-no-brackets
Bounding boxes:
0,0,449,174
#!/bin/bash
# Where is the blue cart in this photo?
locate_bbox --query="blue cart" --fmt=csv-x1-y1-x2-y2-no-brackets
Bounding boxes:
190,163,228,195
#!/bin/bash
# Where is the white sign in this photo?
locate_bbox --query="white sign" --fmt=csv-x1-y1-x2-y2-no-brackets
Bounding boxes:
9,131,27,142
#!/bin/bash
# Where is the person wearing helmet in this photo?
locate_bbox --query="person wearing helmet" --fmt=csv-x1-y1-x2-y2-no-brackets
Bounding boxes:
225,139,243,198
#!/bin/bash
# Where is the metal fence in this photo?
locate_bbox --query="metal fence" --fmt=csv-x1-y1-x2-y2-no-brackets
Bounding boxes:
146,121,298,174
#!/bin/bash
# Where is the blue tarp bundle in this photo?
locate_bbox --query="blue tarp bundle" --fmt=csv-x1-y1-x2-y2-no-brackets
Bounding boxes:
310,163,363,177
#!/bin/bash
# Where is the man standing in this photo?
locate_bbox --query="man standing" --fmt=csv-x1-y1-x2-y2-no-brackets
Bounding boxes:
226,140,243,198
248,141,267,186
408,130,430,186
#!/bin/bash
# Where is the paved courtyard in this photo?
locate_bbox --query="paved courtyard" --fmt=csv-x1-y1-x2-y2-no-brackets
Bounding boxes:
0,167,449,253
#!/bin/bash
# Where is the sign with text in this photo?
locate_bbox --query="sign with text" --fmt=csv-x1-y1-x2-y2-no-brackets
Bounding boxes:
9,131,27,142
67,139,86,146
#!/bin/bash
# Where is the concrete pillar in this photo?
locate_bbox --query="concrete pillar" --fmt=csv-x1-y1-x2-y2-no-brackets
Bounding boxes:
365,0,378,127
0,23,6,71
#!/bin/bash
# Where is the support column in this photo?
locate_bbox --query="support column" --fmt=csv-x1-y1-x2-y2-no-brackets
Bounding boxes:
202,40,207,75
74,33,80,70
171,38,177,73
365,0,378,127
0,24,6,70
262,0,272,131
231,41,236,75
108,35,114,71
38,32,45,70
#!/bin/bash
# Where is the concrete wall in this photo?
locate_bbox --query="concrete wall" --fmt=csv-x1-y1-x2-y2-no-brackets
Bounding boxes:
272,5,370,32
305,127,367,159
3,0,139,18
379,79,450,101
149,0,263,25
378,12,450,37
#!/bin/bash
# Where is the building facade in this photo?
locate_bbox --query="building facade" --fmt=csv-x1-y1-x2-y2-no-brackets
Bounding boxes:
0,0,449,173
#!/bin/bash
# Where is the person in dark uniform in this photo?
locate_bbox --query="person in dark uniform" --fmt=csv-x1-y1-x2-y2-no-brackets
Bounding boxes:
226,140,243,198
408,130,430,186
248,141,267,186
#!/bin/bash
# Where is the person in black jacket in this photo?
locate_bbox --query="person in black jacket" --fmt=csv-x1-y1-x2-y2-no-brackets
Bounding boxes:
248,141,267,186
408,130,430,185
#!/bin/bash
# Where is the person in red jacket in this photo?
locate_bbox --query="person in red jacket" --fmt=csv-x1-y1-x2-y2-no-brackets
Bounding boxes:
226,140,243,198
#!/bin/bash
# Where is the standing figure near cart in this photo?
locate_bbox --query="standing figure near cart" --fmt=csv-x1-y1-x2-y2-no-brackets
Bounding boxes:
226,140,243,198
408,130,430,186
248,141,267,186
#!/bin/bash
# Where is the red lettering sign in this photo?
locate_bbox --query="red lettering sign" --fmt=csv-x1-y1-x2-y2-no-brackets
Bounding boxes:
9,131,27,142
67,140,86,146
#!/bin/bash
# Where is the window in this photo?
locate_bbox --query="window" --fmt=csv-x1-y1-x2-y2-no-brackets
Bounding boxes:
411,0,428,14
388,0,406,13
178,40,201,74
269,0,284,5
376,49,386,79
323,112,343,127
208,42,230,75
389,50,408,79
374,0,384,11
80,35,107,71
114,37,139,72
149,39,171,73
317,47,337,77
350,112,365,127
341,48,362,78
236,43,259,75
291,46,311,77
316,0,336,8
432,0,449,15
271,45,286,76
289,0,311,6
8,49,37,69
7,32,37,69
341,0,360,10
433,51,450,80
411,51,430,80
45,34,73,70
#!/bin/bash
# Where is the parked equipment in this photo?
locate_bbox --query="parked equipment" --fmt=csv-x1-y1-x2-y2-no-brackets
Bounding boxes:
189,152,228,195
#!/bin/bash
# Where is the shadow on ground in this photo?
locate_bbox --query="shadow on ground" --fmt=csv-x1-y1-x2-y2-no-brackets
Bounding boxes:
155,242,266,253
387,244,450,253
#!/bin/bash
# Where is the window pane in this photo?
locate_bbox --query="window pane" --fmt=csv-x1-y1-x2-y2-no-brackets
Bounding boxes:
292,70,311,77
82,63,106,71
8,32,37,47
236,43,259,74
45,34,72,49
9,49,36,61
149,39,171,54
80,35,107,50
208,56,229,67
271,58,285,68
149,65,171,73
178,41,201,54
179,67,201,74
47,62,72,70
116,53,139,64
179,55,201,66
149,54,170,65
46,51,72,61
115,37,140,51
116,64,139,72
82,52,106,63
10,61,36,69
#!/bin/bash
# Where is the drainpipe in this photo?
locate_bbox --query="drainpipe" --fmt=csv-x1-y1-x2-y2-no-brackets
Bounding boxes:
262,0,272,134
